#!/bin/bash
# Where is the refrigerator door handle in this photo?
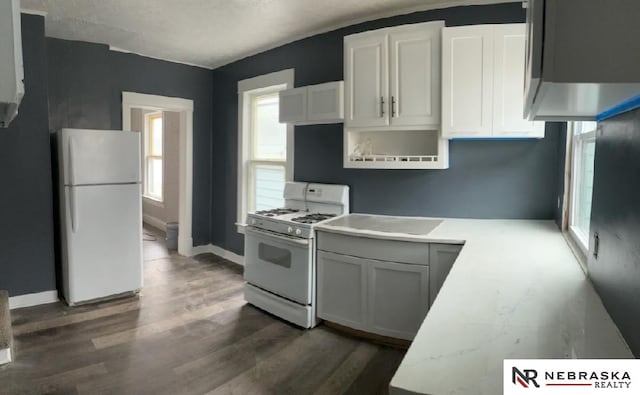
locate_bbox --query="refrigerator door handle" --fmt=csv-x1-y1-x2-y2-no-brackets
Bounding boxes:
69,187,78,233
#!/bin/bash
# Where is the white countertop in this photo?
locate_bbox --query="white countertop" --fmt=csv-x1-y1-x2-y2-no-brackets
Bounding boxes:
318,215,633,395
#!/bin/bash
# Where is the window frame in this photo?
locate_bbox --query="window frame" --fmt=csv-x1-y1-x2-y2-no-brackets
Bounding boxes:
567,121,597,257
236,69,294,233
144,111,164,203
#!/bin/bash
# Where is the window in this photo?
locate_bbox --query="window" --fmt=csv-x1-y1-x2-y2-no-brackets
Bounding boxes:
145,112,163,201
237,69,294,232
568,121,597,253
249,92,287,211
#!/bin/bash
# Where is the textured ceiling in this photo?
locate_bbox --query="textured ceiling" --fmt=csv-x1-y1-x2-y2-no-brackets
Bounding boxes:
21,0,519,69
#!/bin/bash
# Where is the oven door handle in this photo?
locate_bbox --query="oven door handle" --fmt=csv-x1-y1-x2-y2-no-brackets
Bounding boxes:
245,227,310,247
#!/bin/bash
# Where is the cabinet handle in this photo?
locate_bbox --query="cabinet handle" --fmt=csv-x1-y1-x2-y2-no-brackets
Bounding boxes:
380,96,385,118
391,96,396,117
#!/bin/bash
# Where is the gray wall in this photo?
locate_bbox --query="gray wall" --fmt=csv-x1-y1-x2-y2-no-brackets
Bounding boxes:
47,38,213,246
0,15,56,296
210,2,564,254
588,108,640,356
1,17,215,297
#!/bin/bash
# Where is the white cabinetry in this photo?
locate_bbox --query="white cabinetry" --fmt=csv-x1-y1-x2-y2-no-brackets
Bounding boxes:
344,32,388,128
317,251,430,340
317,251,368,331
389,26,441,127
316,229,462,341
279,87,307,124
368,260,430,339
343,21,449,169
278,81,343,125
442,24,544,139
307,82,344,123
0,0,24,128
428,243,461,306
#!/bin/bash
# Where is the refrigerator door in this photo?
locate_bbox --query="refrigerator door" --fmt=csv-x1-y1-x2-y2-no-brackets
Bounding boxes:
62,183,143,304
59,128,141,186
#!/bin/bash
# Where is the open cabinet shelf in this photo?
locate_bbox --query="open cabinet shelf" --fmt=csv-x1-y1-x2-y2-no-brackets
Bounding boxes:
344,129,449,169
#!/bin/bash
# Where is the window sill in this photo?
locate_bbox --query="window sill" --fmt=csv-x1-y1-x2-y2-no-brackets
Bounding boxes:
143,196,164,208
565,227,589,274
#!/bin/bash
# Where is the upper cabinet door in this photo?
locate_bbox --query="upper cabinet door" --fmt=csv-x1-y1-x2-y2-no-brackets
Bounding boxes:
307,81,344,123
441,25,494,138
279,87,307,124
492,24,538,136
389,22,442,128
344,32,389,128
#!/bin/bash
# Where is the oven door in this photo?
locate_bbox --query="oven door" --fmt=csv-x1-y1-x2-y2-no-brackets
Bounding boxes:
244,227,312,305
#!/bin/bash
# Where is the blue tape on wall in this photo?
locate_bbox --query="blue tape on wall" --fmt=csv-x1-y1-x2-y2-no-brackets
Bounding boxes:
596,94,640,122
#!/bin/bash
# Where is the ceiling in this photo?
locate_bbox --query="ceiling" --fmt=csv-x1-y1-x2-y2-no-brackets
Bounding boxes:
21,0,519,69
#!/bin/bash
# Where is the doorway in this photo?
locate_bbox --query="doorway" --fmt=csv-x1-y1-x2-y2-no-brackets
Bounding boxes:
122,92,194,256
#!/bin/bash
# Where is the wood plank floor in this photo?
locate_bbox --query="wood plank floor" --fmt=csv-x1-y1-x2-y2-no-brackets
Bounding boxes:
0,226,405,395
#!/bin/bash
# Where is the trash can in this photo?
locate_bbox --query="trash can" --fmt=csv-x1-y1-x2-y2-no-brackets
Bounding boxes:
166,222,179,251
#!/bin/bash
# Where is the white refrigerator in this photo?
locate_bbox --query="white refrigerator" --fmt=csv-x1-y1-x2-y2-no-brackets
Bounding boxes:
58,128,143,305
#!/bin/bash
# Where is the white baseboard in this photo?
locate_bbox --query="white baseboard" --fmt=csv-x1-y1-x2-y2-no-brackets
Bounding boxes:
143,214,167,231
9,290,59,310
191,243,244,266
0,348,11,365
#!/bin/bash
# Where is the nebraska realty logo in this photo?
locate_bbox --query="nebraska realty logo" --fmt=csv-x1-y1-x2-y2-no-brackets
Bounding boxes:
504,360,640,394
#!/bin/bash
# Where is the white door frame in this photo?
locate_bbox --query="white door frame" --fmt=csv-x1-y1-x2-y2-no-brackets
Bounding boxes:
122,92,194,256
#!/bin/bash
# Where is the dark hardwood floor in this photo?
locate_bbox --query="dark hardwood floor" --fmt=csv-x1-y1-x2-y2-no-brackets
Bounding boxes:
0,226,405,395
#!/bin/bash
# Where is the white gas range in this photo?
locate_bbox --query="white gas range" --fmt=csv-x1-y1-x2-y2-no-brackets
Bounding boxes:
243,182,349,328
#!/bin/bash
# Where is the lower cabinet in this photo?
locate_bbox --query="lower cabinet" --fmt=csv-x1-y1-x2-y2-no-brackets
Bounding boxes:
317,251,368,331
429,243,462,307
317,251,430,340
368,260,430,339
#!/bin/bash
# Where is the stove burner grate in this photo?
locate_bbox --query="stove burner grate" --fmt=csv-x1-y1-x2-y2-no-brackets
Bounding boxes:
255,208,300,217
291,213,337,224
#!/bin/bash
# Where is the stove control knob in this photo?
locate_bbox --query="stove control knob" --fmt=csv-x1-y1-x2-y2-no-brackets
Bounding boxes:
287,226,293,233
295,229,302,235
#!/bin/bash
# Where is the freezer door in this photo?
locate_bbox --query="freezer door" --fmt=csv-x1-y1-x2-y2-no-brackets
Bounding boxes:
59,128,141,186
62,183,143,304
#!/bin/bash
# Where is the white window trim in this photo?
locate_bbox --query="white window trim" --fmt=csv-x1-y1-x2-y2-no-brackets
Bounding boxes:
236,69,295,234
567,122,597,258
143,111,164,203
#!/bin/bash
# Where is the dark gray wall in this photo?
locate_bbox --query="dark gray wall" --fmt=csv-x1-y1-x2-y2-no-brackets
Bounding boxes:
1,16,215,297
0,15,56,296
211,3,564,254
588,108,640,356
47,38,213,246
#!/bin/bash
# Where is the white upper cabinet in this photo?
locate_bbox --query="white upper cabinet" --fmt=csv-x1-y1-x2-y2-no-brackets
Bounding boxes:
0,0,24,128
278,81,343,125
307,82,344,123
279,87,307,124
492,24,538,136
389,24,441,127
441,25,494,137
344,33,389,128
442,24,544,139
345,21,443,130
